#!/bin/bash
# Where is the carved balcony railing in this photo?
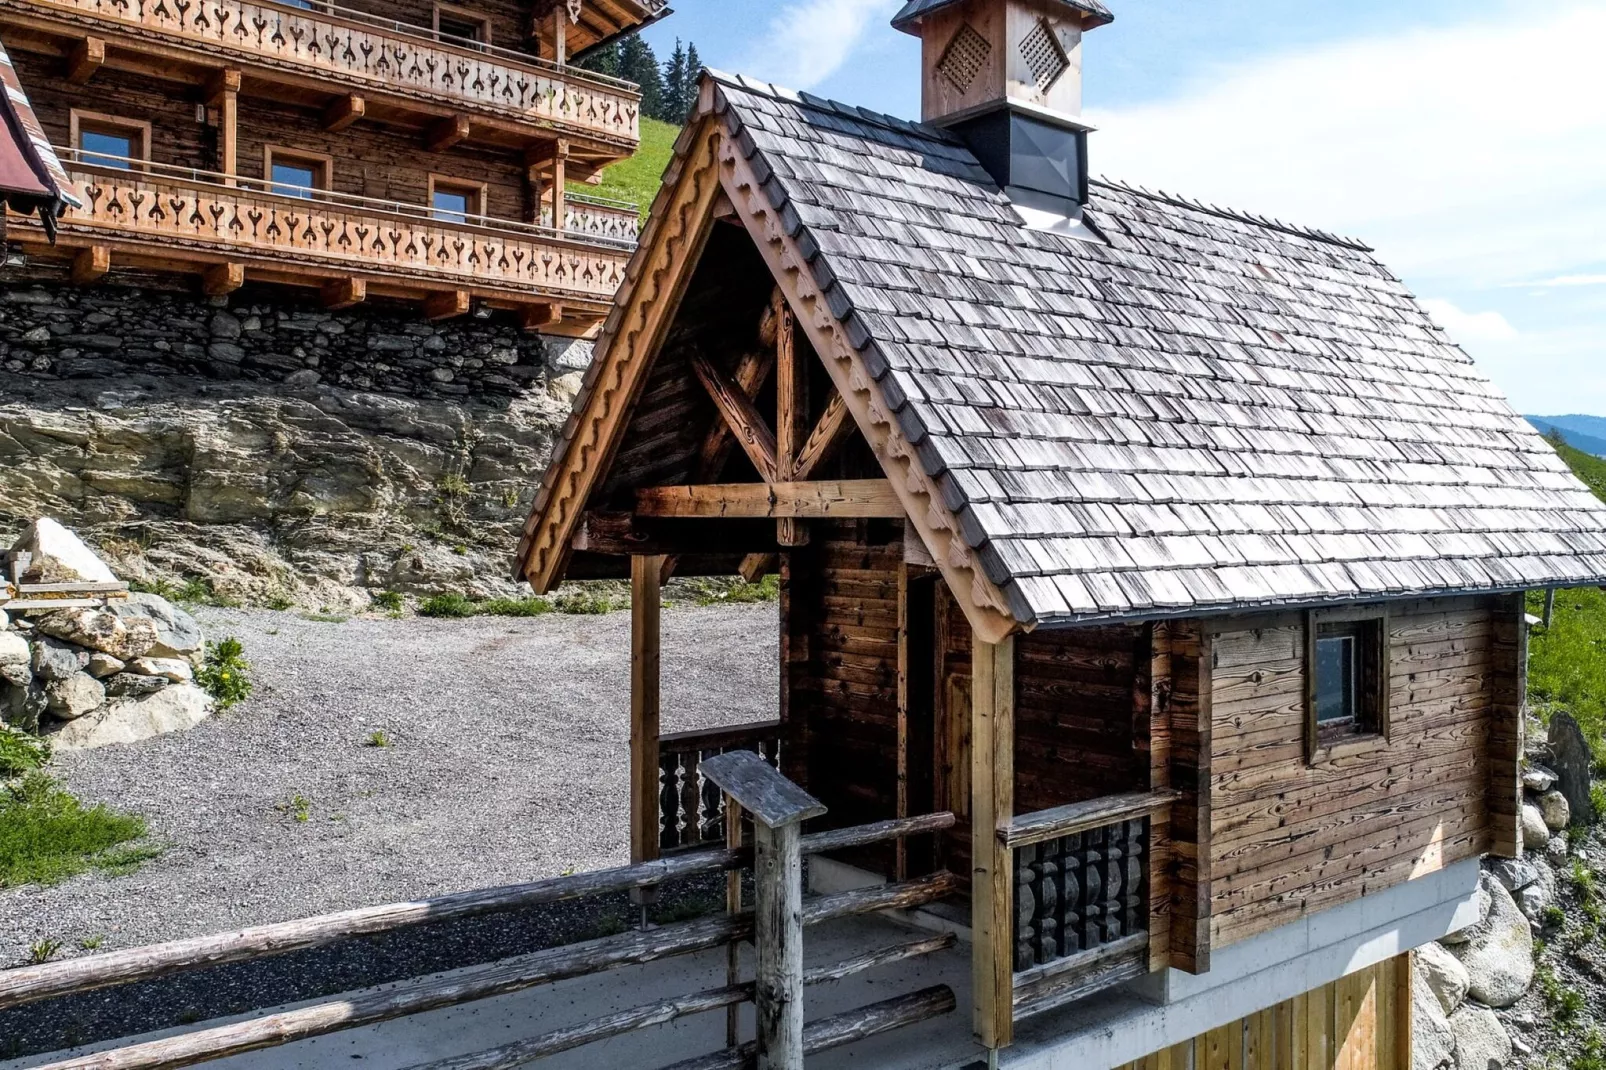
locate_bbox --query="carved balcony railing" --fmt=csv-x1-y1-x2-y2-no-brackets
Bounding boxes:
539,193,640,245
999,790,1178,1019
657,720,782,853
0,0,640,148
23,151,634,312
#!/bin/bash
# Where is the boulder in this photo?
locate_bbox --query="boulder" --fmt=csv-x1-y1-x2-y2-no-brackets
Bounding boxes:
8,518,117,583
0,631,29,668
1545,835,1570,867
0,608,8,630
1521,803,1550,850
1413,964,1458,1070
31,637,89,681
0,663,29,688
1522,766,1558,793
86,653,125,678
104,673,168,698
1538,790,1571,832
1515,859,1558,924
1445,876,1534,1007
1548,712,1595,825
1449,1003,1512,1070
34,608,158,661
127,657,193,683
44,673,105,720
2,679,46,733
48,684,212,750
111,594,202,659
1486,857,1538,893
1441,883,1493,946
1416,940,1471,1015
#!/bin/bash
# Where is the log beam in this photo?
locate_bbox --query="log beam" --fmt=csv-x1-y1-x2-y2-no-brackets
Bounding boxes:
425,115,472,152
518,303,563,331
792,392,851,481
423,290,472,322
321,277,366,310
690,353,779,482
739,553,777,584
321,94,366,132
636,480,903,520
630,555,663,903
571,513,779,558
71,245,109,285
971,636,1015,1051
200,262,244,297
205,69,241,183
65,36,104,84
773,289,808,548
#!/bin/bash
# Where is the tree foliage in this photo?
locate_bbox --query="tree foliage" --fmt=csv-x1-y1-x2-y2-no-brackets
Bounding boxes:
578,32,703,124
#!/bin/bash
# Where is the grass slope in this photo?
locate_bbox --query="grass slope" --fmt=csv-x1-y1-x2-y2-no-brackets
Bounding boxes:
568,117,679,218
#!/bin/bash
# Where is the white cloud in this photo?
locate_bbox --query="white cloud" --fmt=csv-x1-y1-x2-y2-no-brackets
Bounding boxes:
736,0,900,90
1521,274,1606,288
1419,299,1519,343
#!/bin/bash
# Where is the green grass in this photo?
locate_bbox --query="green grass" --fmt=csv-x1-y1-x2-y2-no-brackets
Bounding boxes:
0,727,50,779
419,592,574,617
570,117,678,219
0,774,154,888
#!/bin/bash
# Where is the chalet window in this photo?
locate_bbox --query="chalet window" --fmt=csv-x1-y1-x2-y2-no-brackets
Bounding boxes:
264,148,332,199
434,5,491,49
71,111,150,170
1305,608,1389,762
429,176,487,224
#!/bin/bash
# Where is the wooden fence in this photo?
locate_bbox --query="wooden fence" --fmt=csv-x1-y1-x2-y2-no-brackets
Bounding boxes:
6,765,958,1070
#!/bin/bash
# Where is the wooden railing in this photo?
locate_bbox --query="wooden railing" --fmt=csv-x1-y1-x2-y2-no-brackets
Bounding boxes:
998,790,1178,1019
540,193,641,244
4,791,961,1069
658,720,782,853
0,0,640,146
40,153,631,306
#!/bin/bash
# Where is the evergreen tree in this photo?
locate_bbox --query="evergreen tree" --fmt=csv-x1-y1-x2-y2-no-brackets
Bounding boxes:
663,39,688,122
577,40,622,79
618,33,663,120
684,42,702,103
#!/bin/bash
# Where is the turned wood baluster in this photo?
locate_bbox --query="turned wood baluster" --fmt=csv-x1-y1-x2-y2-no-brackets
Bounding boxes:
1035,838,1061,964
1079,830,1104,950
699,748,725,842
1123,818,1148,935
1101,824,1125,942
1062,832,1084,955
657,751,679,851
1015,844,1037,972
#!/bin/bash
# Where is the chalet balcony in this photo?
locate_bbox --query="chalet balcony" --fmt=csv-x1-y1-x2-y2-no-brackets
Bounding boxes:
0,0,641,155
10,149,636,330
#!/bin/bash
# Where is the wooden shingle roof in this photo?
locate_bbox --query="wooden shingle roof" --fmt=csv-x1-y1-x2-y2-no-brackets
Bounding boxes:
700,71,1606,626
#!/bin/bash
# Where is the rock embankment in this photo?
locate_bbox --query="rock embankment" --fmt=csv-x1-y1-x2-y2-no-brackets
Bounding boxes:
2,519,214,751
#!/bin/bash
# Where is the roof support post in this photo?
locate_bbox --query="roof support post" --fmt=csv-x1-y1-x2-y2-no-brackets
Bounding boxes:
774,290,808,547
629,554,664,906
206,69,241,186
971,635,1015,1052
550,140,569,235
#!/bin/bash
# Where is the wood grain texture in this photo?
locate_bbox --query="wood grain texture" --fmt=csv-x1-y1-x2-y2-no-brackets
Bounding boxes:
630,555,663,873
971,635,1015,1050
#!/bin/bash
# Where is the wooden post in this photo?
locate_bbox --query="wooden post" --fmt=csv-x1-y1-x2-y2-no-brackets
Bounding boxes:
698,750,826,1070
971,636,1015,1052
630,555,664,905
207,69,241,185
725,797,745,1049
554,2,569,66
551,140,569,235
774,290,808,547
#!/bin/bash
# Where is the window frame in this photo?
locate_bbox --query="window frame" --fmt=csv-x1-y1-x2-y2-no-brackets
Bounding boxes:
427,174,489,225
262,146,334,199
1304,605,1391,764
432,4,492,48
69,110,152,171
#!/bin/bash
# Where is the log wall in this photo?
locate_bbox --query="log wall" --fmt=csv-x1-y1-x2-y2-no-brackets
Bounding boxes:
1206,596,1508,949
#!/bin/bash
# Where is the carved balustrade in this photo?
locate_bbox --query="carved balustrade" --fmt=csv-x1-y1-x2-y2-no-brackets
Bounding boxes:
657,720,782,852
540,194,640,245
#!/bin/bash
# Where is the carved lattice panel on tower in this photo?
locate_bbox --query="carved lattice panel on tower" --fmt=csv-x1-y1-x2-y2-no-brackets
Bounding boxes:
938,22,991,93
1019,18,1071,93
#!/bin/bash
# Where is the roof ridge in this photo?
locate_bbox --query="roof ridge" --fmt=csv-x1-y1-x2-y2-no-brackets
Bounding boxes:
703,68,962,146
1090,176,1374,253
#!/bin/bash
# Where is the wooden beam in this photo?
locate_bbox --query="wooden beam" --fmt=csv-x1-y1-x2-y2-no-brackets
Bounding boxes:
425,115,472,152
551,140,569,232
695,349,775,479
791,392,851,481
200,262,244,297
739,553,777,583
423,290,472,321
517,303,563,332
571,512,779,558
206,69,241,184
690,352,779,482
774,290,808,548
71,245,109,285
321,94,366,132
65,36,104,84
630,555,664,898
321,277,365,310
971,636,1015,1051
636,480,904,520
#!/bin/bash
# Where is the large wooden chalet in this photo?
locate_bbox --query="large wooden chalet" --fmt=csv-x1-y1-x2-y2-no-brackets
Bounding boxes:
516,0,1606,1065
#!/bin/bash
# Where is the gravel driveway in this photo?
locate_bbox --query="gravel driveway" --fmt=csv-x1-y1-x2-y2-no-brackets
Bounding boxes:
1,601,779,963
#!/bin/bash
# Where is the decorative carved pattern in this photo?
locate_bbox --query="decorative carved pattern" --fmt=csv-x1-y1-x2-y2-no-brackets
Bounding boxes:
1019,19,1070,94
3,0,639,144
1013,818,1148,971
937,22,990,93
56,162,629,300
539,199,640,243
658,730,781,851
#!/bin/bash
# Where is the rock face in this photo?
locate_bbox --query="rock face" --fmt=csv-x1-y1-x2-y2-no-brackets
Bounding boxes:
1447,1003,1512,1070
1446,876,1534,1007
8,517,117,583
31,637,89,681
129,657,193,683
48,683,212,750
1549,712,1595,825
0,280,588,607
0,631,28,667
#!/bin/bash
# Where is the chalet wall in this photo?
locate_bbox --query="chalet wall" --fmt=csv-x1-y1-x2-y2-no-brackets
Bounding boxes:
1206,596,1514,949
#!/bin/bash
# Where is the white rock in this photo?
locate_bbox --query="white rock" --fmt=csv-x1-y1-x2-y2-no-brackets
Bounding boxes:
9,518,117,583
44,673,105,721
1545,835,1570,866
86,653,125,678
34,608,158,661
1442,884,1493,946
0,631,29,668
1539,790,1571,832
1445,876,1534,1007
128,657,193,683
0,608,9,630
1523,766,1558,793
1416,941,1471,1016
111,594,203,659
1413,964,1458,1070
1449,1003,1512,1070
1521,803,1550,850
48,684,212,750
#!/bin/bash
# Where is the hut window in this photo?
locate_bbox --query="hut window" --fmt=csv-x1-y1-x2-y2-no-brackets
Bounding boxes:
265,147,333,199
71,111,151,170
1306,610,1389,762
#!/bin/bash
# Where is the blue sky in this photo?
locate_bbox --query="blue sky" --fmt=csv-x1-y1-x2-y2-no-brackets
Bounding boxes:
642,0,1606,416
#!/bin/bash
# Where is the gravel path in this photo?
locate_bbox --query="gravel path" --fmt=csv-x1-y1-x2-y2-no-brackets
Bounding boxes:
1,602,779,963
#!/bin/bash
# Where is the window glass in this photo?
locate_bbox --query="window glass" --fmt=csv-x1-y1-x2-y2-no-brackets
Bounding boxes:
432,188,472,223
438,14,486,47
271,160,320,198
1314,631,1356,724
80,128,135,169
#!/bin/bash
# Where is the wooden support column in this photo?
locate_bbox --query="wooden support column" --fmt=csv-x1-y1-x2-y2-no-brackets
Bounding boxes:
971,635,1015,1052
1490,593,1527,858
206,69,241,185
553,1,569,66
774,290,808,547
550,140,570,234
66,37,104,84
1166,622,1212,975
630,554,664,903
699,750,827,1070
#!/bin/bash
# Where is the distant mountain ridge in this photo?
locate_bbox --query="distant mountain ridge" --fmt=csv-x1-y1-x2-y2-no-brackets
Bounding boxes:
1528,415,1606,459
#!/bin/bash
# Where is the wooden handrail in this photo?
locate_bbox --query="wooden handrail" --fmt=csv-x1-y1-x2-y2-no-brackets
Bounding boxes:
660,719,782,751
998,790,1180,850
0,811,954,1012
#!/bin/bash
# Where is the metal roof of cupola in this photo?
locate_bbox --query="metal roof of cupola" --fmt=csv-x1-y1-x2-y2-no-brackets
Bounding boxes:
892,0,1112,225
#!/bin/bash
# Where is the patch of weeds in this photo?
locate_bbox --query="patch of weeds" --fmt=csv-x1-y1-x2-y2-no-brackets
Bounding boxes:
371,590,404,613
477,596,553,617
1575,1031,1606,1070
1593,782,1606,824
0,774,151,888
695,574,781,606
649,895,722,925
152,576,241,609
418,592,477,618
364,730,392,749
556,591,614,615
275,794,312,823
196,637,253,709
0,726,50,779
28,938,61,965
437,472,473,532
264,594,295,612
78,935,104,952
1538,959,1586,1026
1544,904,1568,929
579,913,628,940
452,544,468,556
97,842,163,877
500,487,521,509
300,613,349,624
127,577,181,601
